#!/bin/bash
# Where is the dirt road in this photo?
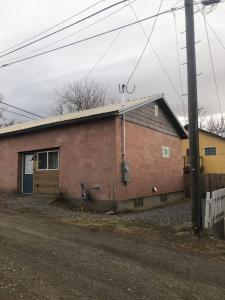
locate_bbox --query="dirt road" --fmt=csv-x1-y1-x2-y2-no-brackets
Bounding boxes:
0,208,225,300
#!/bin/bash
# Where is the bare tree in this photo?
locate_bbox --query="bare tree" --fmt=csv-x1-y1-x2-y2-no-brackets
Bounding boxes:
0,94,15,127
0,94,5,126
53,79,112,115
205,115,225,136
198,110,225,136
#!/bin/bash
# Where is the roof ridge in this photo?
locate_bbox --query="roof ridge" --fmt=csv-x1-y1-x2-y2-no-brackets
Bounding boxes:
0,94,167,137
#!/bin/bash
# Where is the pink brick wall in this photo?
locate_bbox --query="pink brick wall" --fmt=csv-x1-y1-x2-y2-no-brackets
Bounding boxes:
0,118,117,200
114,118,184,201
0,116,183,202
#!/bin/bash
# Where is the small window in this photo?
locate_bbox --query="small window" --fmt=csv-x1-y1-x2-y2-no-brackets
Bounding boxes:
162,146,170,158
154,104,159,117
49,151,59,169
38,152,47,170
205,147,216,156
186,148,189,156
37,150,59,170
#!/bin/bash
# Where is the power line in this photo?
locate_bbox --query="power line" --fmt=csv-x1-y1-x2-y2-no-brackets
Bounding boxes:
202,10,223,116
82,28,123,80
126,0,164,89
0,107,36,120
0,5,185,69
7,0,137,65
32,1,137,115
0,0,129,59
128,2,186,114
205,19,225,51
0,0,105,55
34,29,124,114
173,11,186,120
0,101,44,119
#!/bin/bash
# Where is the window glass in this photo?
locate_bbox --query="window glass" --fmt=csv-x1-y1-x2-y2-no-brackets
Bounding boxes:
38,152,47,169
48,151,59,169
162,146,170,158
25,155,33,174
205,147,216,156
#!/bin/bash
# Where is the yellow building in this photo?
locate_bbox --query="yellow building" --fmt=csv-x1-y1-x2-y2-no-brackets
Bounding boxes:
182,128,225,174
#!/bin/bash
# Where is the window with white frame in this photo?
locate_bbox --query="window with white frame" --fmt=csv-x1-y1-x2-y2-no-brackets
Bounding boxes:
162,146,170,158
37,150,59,170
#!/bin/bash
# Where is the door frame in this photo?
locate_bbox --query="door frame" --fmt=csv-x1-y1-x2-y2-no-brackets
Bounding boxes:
21,152,35,195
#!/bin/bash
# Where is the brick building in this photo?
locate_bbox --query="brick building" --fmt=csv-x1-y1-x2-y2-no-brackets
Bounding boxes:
0,95,186,211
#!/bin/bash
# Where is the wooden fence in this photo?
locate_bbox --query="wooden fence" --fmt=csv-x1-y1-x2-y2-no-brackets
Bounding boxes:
184,173,225,198
204,188,225,229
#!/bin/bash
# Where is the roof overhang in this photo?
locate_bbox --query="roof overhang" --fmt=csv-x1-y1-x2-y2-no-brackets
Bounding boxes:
0,111,118,139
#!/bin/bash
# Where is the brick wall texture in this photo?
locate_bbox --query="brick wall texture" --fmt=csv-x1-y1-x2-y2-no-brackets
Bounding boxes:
0,116,184,202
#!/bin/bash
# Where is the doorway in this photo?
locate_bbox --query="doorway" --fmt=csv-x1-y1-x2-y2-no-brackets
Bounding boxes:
23,153,34,194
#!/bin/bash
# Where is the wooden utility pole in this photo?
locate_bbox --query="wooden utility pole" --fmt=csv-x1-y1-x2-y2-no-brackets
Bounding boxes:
184,0,203,235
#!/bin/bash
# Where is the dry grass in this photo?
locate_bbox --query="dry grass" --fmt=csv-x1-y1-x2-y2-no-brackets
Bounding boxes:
61,215,225,261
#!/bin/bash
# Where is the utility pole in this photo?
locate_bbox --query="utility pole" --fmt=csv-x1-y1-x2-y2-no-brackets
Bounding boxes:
184,0,202,235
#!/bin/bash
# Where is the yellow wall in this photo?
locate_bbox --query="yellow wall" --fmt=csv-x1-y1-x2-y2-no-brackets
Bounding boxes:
182,131,225,173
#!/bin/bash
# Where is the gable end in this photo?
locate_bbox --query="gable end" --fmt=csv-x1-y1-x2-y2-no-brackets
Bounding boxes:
124,99,184,138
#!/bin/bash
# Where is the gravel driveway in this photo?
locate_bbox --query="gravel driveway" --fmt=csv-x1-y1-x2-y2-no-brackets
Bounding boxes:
0,194,225,299
0,193,204,227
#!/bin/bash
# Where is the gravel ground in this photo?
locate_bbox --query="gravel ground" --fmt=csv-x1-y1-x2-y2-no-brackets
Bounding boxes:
0,193,205,227
0,194,225,299
0,195,225,300
120,199,206,226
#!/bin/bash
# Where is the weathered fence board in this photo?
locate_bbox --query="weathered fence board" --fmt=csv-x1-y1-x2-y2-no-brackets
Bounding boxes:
204,188,225,229
184,173,225,198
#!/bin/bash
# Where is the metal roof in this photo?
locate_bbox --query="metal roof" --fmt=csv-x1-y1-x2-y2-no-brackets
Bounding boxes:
0,94,186,138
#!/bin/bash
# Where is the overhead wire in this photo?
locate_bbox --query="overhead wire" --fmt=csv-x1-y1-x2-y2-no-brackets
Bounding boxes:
172,11,186,120
128,2,186,115
0,5,185,69
126,0,164,89
0,0,105,55
0,107,36,120
82,28,123,80
47,29,123,111
29,2,137,114
6,0,137,65
0,100,44,119
205,19,225,51
0,0,130,59
202,9,223,116
34,28,123,114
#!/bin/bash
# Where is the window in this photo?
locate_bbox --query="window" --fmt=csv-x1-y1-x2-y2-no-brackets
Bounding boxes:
205,147,216,156
49,151,59,169
154,104,159,117
37,150,59,170
38,152,47,169
162,146,170,158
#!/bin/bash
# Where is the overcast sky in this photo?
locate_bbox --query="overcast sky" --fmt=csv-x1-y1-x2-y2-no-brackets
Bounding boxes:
0,0,224,123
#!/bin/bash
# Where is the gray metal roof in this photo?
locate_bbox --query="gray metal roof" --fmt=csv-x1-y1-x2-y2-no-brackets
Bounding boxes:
0,94,187,138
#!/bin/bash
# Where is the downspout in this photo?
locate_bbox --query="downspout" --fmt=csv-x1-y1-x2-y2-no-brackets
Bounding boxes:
122,91,126,162
120,85,129,185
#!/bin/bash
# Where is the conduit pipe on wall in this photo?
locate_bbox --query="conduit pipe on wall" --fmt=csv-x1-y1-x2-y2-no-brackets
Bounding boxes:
121,89,126,161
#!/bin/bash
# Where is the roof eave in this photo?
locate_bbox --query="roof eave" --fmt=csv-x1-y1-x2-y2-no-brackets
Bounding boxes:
0,110,118,139
160,95,187,138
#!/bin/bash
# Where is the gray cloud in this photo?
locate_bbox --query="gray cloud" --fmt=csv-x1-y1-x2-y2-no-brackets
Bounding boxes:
0,0,224,122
